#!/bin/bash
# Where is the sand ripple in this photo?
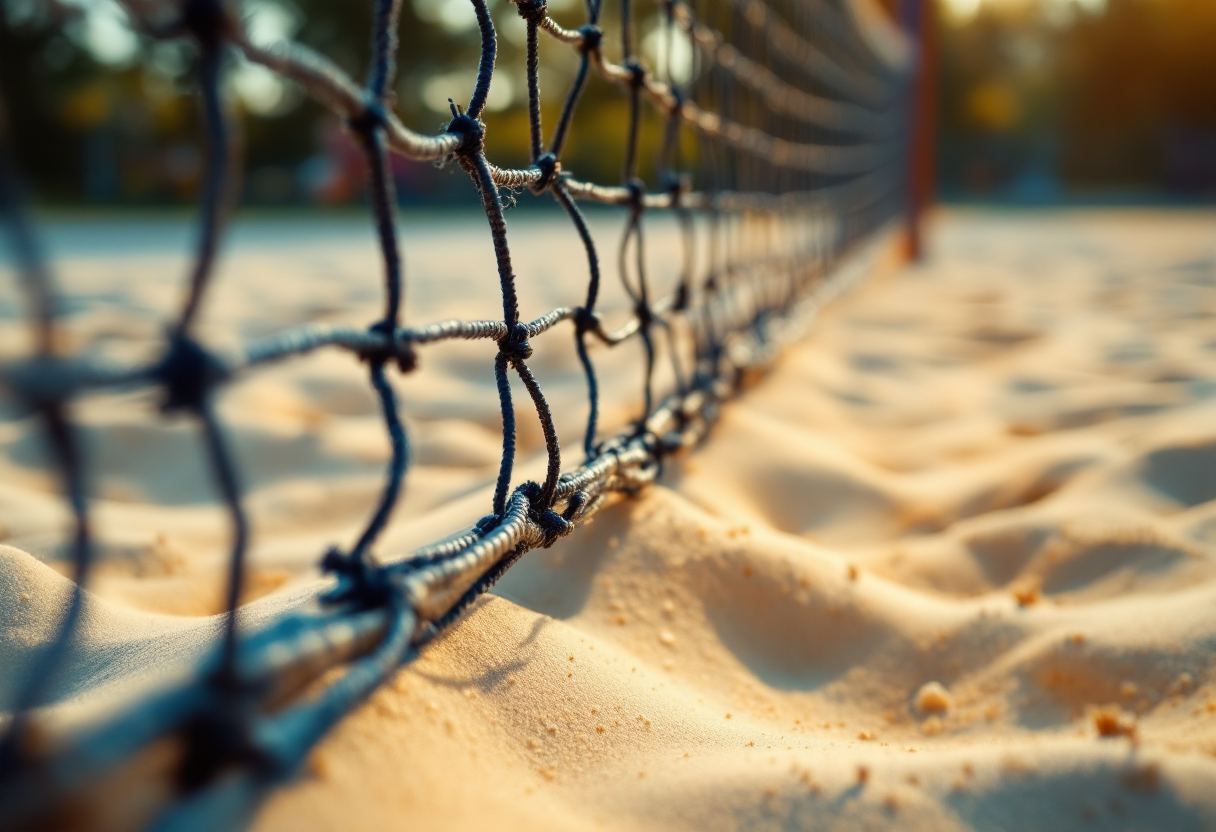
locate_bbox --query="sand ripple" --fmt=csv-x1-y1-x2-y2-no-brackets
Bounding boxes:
3,210,1216,830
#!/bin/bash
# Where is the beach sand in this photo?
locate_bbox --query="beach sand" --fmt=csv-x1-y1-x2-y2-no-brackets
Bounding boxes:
3,208,1216,830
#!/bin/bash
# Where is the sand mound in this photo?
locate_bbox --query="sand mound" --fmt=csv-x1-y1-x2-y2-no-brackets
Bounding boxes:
4,209,1216,830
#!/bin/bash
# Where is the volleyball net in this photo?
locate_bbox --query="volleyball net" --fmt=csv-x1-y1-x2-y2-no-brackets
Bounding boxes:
0,0,919,827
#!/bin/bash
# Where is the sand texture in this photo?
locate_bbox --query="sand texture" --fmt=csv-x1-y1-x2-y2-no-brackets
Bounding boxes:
3,209,1216,830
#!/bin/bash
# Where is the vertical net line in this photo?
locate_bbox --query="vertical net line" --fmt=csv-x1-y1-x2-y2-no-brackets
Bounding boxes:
0,125,95,767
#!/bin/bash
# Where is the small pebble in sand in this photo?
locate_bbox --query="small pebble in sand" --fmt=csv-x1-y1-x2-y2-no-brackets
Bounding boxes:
857,730,876,740
857,766,869,785
921,717,943,736
1011,579,1041,607
20,593,29,603
658,630,677,647
847,565,859,581
1092,706,1137,739
914,681,954,714
661,599,676,616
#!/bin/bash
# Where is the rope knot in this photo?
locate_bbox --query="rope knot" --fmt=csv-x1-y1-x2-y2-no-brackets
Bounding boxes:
535,507,573,548
157,333,228,414
577,24,602,53
639,427,665,460
529,152,559,194
497,321,533,364
667,87,684,116
574,306,600,334
320,546,397,608
518,481,573,547
515,0,548,25
663,171,689,207
474,513,501,534
624,58,646,89
363,320,417,373
347,97,390,136
672,281,689,311
634,300,653,327
177,705,266,791
624,177,646,209
445,110,485,156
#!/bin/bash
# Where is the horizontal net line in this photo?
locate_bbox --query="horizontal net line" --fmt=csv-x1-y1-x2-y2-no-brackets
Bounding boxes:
716,0,894,103
551,158,898,209
235,38,462,162
237,26,901,179
533,0,891,123
669,0,893,135
0,166,898,411
585,48,895,175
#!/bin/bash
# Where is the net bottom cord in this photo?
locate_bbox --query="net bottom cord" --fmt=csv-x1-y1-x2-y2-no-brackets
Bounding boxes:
0,227,895,832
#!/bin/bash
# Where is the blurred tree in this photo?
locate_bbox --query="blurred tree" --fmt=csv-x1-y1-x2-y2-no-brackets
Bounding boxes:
938,0,1216,200
1058,0,1216,193
0,0,673,206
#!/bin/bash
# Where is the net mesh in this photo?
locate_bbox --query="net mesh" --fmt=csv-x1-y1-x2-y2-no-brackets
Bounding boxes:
0,0,914,826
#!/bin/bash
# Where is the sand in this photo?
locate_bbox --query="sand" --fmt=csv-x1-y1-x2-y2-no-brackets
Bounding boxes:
3,208,1216,830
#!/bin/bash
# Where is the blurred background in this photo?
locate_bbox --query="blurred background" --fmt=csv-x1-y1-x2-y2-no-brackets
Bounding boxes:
1,0,1213,208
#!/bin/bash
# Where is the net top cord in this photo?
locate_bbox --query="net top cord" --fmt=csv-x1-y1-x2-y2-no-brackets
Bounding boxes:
0,0,914,828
